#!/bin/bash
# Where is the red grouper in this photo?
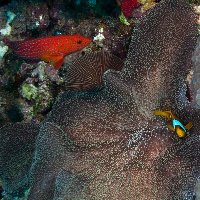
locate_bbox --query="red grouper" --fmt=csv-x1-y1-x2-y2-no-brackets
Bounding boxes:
2,34,92,70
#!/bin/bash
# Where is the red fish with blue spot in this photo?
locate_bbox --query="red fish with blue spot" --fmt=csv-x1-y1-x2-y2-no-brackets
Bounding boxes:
2,34,92,69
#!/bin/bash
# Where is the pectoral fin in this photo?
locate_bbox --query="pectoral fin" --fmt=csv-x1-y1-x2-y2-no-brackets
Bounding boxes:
40,54,64,70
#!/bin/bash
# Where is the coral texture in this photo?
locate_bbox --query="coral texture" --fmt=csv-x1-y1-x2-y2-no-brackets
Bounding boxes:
191,36,200,109
0,0,199,199
0,123,39,196
65,51,124,92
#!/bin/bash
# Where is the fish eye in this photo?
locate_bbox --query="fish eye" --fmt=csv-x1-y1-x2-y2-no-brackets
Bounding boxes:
77,40,82,44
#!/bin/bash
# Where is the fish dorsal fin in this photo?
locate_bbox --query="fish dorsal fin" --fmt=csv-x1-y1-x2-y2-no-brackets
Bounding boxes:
40,54,64,70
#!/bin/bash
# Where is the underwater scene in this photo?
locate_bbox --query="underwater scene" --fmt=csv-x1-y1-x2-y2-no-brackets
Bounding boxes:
0,0,200,199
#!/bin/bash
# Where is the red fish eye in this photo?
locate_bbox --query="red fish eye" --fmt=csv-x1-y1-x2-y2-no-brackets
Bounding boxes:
77,40,82,44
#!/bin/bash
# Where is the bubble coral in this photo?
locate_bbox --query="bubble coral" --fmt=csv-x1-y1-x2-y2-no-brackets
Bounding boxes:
0,0,199,199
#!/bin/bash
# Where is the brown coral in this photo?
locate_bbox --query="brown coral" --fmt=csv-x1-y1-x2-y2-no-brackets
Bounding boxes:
65,51,124,92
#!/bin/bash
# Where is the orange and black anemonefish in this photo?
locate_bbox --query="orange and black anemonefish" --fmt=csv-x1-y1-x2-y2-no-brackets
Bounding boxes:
154,110,193,137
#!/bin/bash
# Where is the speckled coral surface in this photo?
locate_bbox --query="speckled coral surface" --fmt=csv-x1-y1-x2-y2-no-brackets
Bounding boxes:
0,0,199,199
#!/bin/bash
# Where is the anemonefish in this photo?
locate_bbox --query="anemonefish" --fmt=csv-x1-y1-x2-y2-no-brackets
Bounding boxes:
154,110,192,137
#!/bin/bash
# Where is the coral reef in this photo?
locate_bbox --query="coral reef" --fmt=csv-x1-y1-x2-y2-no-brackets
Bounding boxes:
18,62,63,122
0,10,15,36
0,91,24,126
0,0,199,199
0,7,15,60
0,1,130,121
137,0,156,12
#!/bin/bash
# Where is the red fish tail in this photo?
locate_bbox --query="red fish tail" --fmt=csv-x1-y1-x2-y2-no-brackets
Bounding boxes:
2,38,11,46
2,39,19,50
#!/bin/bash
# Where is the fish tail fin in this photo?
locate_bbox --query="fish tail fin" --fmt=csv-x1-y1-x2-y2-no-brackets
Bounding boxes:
2,39,19,50
2,38,11,46
184,121,193,130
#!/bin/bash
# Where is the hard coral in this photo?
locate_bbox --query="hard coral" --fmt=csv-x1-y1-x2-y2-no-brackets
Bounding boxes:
26,4,49,30
121,0,140,18
0,0,199,199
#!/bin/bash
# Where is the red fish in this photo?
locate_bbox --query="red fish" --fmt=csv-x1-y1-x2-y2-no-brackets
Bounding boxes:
3,34,92,70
